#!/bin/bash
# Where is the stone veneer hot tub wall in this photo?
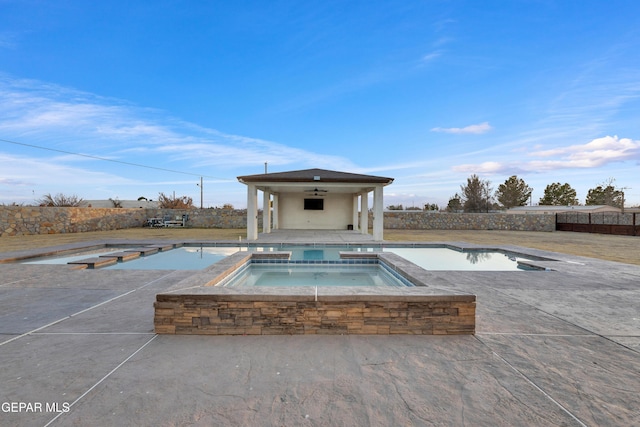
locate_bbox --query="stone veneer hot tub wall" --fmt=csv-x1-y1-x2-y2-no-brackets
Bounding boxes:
154,252,476,336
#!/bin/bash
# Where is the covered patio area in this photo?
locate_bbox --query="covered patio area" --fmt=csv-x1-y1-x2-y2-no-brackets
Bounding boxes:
237,168,393,241
252,229,376,243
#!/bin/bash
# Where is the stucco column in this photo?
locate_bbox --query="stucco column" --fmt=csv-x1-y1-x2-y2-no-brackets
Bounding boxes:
263,190,271,233
246,184,258,240
373,185,384,240
360,191,369,234
352,195,359,231
272,194,279,230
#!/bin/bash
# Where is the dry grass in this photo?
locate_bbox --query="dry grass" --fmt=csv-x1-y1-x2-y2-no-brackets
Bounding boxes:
1,228,639,265
0,228,245,253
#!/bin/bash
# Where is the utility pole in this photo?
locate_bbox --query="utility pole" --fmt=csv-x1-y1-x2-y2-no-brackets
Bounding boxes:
197,177,203,209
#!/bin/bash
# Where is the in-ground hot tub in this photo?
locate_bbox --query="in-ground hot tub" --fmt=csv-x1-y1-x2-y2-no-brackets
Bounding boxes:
154,251,476,336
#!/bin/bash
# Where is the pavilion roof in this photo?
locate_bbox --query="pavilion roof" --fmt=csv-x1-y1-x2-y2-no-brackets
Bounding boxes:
237,168,393,185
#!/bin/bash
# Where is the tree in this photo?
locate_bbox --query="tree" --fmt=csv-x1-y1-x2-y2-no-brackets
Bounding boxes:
424,203,439,211
495,175,533,209
37,193,84,207
157,192,194,209
539,183,578,206
446,195,462,212
585,180,624,208
460,174,493,212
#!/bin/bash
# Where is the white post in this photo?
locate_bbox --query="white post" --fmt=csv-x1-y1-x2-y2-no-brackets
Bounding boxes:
263,190,271,234
247,184,258,240
373,185,384,240
272,194,279,230
360,191,369,234
352,195,359,231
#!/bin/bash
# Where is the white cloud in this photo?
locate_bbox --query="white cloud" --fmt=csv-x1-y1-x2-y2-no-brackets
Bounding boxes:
0,153,133,186
451,135,640,174
431,122,493,135
452,161,505,174
432,37,453,48
0,74,365,205
0,177,31,186
420,51,442,65
0,74,355,172
531,135,640,165
152,141,354,171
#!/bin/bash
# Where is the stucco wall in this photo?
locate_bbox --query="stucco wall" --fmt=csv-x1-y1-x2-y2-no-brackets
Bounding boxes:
0,206,555,237
278,193,353,229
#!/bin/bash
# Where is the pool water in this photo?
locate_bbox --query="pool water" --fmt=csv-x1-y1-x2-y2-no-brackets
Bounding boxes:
21,249,128,265
384,248,538,271
20,245,543,271
249,245,376,261
221,263,411,287
104,247,239,270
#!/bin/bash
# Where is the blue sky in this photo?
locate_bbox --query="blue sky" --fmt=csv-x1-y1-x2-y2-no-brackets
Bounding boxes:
1,0,639,208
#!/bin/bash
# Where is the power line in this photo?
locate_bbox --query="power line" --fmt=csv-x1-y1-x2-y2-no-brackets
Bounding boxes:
0,137,231,181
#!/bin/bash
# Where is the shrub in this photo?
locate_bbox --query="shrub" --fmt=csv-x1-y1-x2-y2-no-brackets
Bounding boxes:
157,192,194,209
37,193,84,207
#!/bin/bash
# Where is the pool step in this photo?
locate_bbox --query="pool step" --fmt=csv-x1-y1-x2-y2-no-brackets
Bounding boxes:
251,251,291,260
339,251,378,259
123,247,160,256
68,257,118,269
98,251,141,262
145,244,175,252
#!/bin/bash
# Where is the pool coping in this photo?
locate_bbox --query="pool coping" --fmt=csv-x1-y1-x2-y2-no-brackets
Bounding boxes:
153,250,477,335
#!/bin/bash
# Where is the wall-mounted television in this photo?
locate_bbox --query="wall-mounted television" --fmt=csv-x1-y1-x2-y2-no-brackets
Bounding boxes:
304,198,324,210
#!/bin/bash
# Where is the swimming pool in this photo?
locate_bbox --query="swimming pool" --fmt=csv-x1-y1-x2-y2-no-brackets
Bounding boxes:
20,244,547,271
219,262,412,288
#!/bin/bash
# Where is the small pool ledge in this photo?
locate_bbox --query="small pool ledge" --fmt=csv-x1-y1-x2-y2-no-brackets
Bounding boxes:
154,252,476,336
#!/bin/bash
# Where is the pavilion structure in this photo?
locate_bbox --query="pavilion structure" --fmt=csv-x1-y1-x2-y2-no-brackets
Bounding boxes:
237,168,394,241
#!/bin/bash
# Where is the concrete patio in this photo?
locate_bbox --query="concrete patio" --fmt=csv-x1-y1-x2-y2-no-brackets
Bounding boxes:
0,231,638,426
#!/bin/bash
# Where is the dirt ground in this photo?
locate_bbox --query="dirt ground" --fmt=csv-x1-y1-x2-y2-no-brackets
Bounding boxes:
1,228,638,265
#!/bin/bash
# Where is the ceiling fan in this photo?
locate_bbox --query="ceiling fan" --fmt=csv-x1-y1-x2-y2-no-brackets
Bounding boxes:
304,188,327,196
